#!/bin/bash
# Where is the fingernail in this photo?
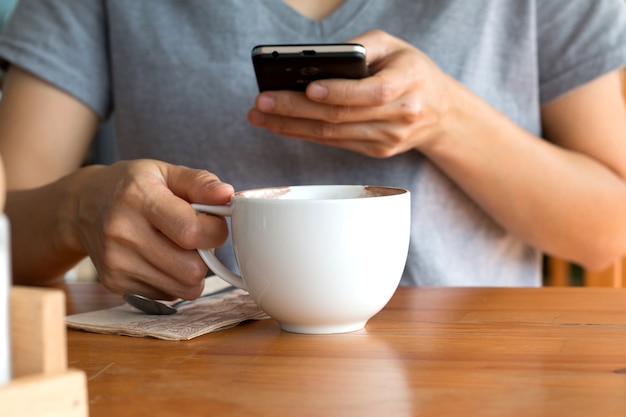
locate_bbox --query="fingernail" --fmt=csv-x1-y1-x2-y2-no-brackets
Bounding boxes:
308,84,328,99
257,95,275,111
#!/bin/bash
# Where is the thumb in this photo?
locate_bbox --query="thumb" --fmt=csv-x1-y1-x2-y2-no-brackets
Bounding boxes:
345,30,398,68
163,163,234,205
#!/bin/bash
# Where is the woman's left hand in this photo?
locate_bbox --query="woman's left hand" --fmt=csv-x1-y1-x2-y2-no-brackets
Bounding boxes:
248,30,455,158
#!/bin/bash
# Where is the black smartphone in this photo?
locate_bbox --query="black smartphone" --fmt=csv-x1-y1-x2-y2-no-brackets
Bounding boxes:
251,43,368,92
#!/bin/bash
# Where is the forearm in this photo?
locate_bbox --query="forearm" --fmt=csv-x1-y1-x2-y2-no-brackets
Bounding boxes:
420,77,626,269
6,166,100,285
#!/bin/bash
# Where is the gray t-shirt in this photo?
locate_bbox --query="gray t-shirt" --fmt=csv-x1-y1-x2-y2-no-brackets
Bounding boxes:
1,0,625,286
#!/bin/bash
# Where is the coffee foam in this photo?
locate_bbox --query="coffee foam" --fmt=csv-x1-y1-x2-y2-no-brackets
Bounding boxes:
363,185,406,197
237,187,291,199
237,185,407,200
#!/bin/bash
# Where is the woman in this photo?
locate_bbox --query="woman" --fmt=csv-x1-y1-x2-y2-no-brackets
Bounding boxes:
0,0,624,299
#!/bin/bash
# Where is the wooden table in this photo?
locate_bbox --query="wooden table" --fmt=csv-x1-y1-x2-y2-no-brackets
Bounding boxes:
64,283,626,417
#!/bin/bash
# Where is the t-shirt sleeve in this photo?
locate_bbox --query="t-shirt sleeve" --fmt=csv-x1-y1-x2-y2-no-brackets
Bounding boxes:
0,0,111,119
537,0,626,104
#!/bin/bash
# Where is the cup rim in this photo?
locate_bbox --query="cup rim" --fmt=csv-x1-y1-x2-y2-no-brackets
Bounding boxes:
233,185,409,201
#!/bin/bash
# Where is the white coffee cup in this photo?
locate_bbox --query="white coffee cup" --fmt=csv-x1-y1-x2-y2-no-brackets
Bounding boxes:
193,185,410,334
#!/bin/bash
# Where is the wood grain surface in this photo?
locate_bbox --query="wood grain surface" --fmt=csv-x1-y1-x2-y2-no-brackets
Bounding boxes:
63,283,626,417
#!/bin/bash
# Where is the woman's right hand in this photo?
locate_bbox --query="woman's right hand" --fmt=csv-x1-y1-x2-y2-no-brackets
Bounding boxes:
67,159,234,300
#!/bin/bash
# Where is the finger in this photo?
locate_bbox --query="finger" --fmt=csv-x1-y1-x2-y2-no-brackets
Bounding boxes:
95,204,210,298
138,232,210,290
307,61,410,107
162,163,234,205
104,263,203,301
145,198,230,251
103,261,205,301
346,30,399,66
306,30,417,106
251,92,383,124
99,231,208,300
250,112,409,157
249,98,417,140
252,89,426,126
132,248,207,301
141,164,232,249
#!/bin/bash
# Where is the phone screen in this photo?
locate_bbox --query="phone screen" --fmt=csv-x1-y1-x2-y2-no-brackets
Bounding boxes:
252,44,368,91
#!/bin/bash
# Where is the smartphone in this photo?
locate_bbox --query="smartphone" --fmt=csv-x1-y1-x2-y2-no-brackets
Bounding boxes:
251,43,368,92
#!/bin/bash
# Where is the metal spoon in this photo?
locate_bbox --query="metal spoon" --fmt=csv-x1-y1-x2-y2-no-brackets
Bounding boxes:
123,285,236,315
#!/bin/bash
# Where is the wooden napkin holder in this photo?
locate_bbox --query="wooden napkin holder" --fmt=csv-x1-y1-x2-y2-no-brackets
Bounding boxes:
0,286,88,417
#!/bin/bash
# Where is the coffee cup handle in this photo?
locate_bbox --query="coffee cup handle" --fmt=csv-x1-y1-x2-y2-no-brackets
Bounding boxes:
191,203,247,292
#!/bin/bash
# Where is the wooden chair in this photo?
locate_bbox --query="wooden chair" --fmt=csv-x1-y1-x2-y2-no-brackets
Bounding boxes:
545,68,626,288
545,257,625,287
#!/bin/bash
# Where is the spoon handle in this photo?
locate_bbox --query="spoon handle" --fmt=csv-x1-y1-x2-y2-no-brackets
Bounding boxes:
124,285,237,315
172,285,237,308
